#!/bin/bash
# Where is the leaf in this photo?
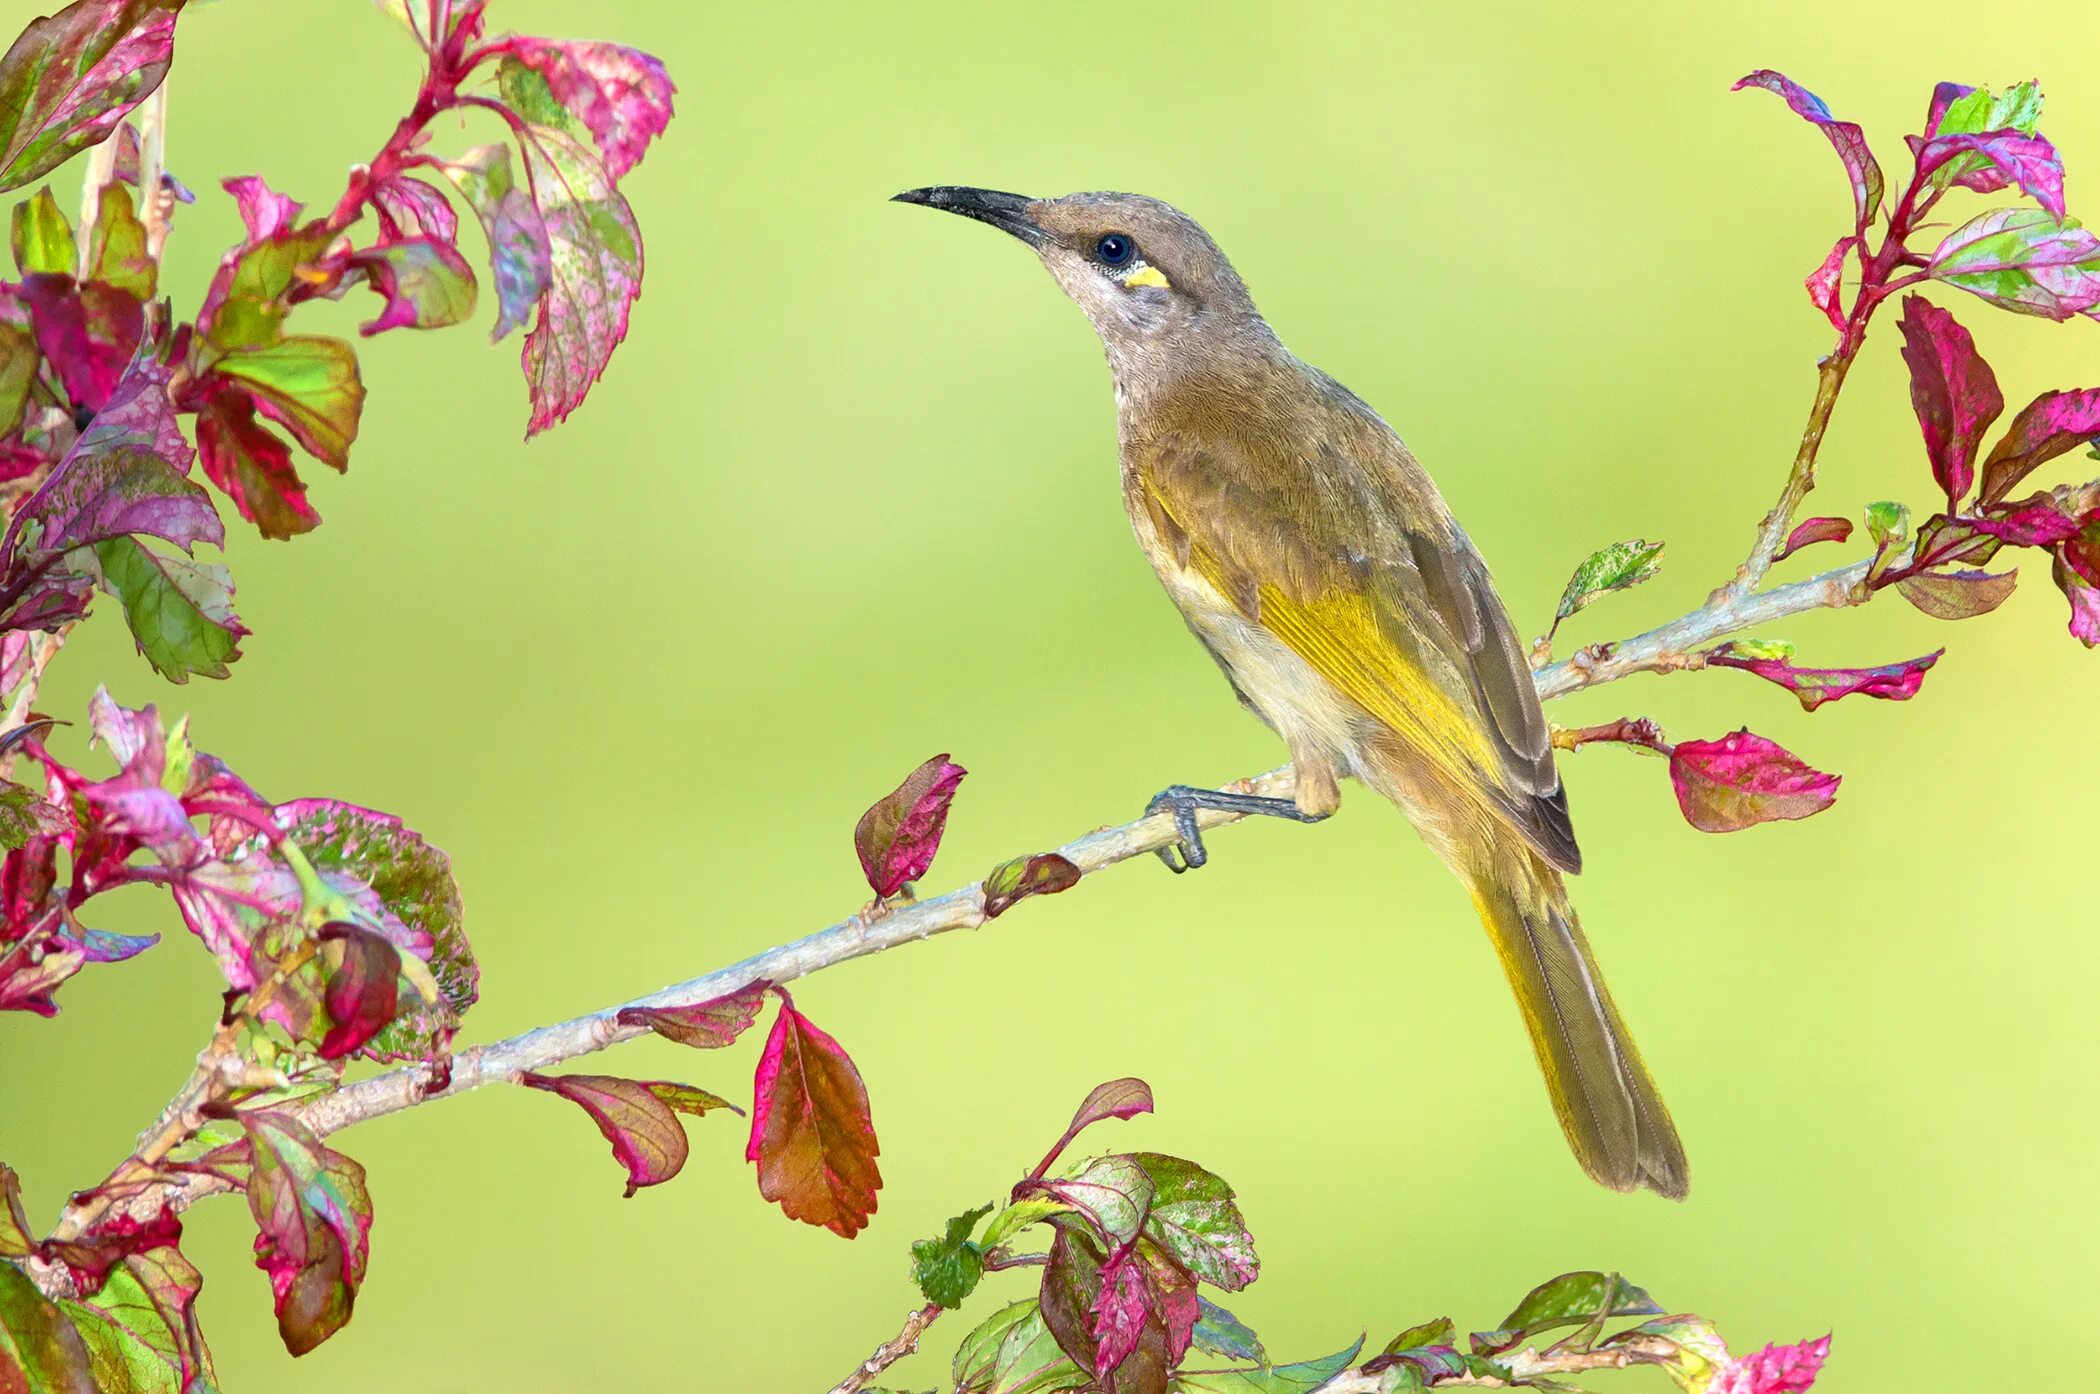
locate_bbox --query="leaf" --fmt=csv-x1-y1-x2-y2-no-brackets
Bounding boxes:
345,238,477,335
241,1112,371,1356
0,1165,29,1258
912,1203,992,1308
1967,501,2085,547
82,183,152,297
0,324,35,438
1896,295,2003,506
1707,647,1941,711
983,852,1081,919
1598,1315,1730,1394
1895,567,2018,620
1170,1338,1363,1394
1914,130,2064,217
1033,1078,1154,1180
1733,71,1882,232
1193,1297,1265,1365
1028,1155,1155,1248
854,754,967,898
0,0,183,193
1864,499,1909,548
270,799,472,1061
501,39,675,182
87,536,245,682
511,124,642,434
1775,515,1852,561
1382,1317,1456,1354
1472,1272,1662,1355
1928,207,2100,320
438,143,551,342
615,979,770,1048
367,173,457,246
980,1195,1073,1251
1927,80,2043,142
21,275,143,412
1091,1245,1152,1377
1038,1224,1109,1378
60,1245,215,1394
0,1260,96,1394
1803,236,1857,333
1669,731,1840,833
2053,553,2100,647
210,336,363,470
10,185,71,273
315,922,401,1060
1710,1334,1831,1394
953,1300,1091,1394
1131,1153,1256,1292
1552,539,1663,629
19,438,218,557
1978,387,2100,505
521,1071,725,1196
195,387,318,538
746,991,881,1236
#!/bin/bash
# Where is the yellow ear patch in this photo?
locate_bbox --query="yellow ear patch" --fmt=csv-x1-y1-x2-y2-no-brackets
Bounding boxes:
1121,264,1171,291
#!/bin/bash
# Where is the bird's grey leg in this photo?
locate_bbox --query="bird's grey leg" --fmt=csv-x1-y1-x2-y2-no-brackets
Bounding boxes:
1145,785,1332,873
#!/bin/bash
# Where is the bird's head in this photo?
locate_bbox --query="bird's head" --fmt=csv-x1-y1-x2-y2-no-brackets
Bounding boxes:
892,187,1268,375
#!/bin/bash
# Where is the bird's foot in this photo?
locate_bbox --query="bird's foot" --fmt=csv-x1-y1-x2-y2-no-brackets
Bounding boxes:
1144,784,1331,873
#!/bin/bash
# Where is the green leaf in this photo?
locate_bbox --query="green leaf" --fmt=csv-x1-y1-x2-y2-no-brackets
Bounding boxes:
979,1195,1070,1251
200,225,334,355
59,1247,216,1394
0,1165,32,1258
0,1260,97,1394
352,238,477,334
1192,1297,1265,1365
1714,637,1795,661
1381,1316,1455,1354
0,324,35,436
1864,499,1909,546
952,1300,1091,1394
0,778,64,850
910,1202,991,1309
1597,1315,1730,1393
1938,81,2044,139
1471,1272,1662,1355
211,336,363,470
1552,539,1664,628
83,183,151,297
86,535,245,682
11,186,72,274
498,59,583,135
1131,1152,1257,1291
1170,1337,1362,1393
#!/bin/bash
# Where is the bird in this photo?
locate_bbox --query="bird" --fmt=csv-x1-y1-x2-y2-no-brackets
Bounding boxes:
894,185,1688,1199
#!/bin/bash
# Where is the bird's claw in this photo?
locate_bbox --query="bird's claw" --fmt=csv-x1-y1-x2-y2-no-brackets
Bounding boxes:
1146,785,1210,873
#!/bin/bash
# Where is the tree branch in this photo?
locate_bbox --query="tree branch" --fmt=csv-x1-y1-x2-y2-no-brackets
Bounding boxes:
826,1303,943,1394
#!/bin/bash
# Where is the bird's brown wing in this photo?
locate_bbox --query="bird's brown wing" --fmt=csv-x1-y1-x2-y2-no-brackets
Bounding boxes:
1134,386,1580,873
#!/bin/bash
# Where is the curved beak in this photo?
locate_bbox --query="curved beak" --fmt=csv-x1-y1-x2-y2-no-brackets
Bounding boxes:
892,186,1044,246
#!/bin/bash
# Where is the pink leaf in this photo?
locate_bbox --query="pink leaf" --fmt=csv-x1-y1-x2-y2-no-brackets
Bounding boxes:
616,979,771,1048
511,127,641,435
1897,296,2003,506
369,174,458,246
1033,1077,1155,1178
1929,208,2100,320
317,923,402,1060
1708,647,1941,710
1915,130,2065,216
853,754,967,898
1091,1247,1150,1377
1711,1334,1831,1394
1969,501,2086,547
1775,515,1852,561
21,276,143,412
1669,731,1840,833
38,1205,182,1295
241,1112,371,1356
221,174,303,243
196,386,319,539
1804,237,1858,333
2054,553,2100,647
521,1071,727,1197
1734,71,1882,232
1978,387,2100,505
0,0,182,192
505,38,675,182
746,991,881,1237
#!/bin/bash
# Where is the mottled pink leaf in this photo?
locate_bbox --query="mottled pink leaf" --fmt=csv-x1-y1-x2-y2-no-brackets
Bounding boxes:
1897,295,2002,506
505,38,675,182
2054,553,2100,647
521,1071,728,1197
983,851,1081,918
1894,567,2018,620
1978,387,2100,505
0,0,183,192
344,237,477,335
1091,1247,1150,1377
20,275,143,412
1916,131,2065,216
511,126,642,434
317,922,401,1060
1969,501,2086,547
437,143,550,343
1034,1077,1155,1178
1776,515,1852,561
1709,647,1941,710
1669,730,1840,833
222,175,301,243
616,979,770,1048
38,1204,182,1295
747,991,881,1237
369,173,458,246
1136,1241,1200,1363
242,1112,371,1356
1711,1334,1831,1394
1804,237,1857,333
1929,208,2100,320
854,754,967,898
196,385,318,538
1734,71,1882,231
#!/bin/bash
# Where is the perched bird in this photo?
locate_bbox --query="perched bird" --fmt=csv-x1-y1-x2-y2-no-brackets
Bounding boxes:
896,186,1687,1198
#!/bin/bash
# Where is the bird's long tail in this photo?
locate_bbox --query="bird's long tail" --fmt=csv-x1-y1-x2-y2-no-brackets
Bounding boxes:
1463,839,1688,1199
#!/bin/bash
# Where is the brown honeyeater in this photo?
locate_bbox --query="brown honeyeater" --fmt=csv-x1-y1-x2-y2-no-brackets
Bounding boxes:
896,187,1687,1199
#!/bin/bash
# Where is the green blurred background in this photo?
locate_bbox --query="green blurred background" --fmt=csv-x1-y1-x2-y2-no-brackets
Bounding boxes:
4,0,2098,1389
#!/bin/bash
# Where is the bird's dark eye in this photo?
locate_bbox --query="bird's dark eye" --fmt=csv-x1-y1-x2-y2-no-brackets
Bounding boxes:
1095,233,1135,266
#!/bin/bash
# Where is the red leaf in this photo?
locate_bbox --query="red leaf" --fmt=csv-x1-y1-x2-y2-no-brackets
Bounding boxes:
0,0,182,193
982,851,1081,919
1092,1247,1150,1376
196,387,319,539
2054,553,2100,647
317,923,402,1060
1712,1333,1831,1394
21,275,143,412
241,1112,371,1356
1707,647,1941,711
615,979,770,1048
1669,731,1840,833
854,754,967,897
1775,515,1853,561
38,1205,182,1295
746,992,880,1237
521,1071,728,1197
505,38,675,181
1804,237,1857,333
1033,1077,1154,1178
1970,501,2086,547
1897,296,2003,507
1978,387,2100,505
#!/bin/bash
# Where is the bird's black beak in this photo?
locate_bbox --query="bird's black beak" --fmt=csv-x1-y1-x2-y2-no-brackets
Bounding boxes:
892,186,1045,246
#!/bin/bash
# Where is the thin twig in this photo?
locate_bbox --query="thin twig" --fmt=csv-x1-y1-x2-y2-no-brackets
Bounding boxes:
826,1303,943,1394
